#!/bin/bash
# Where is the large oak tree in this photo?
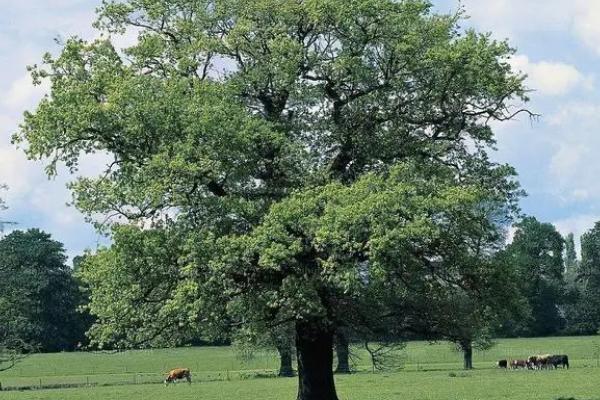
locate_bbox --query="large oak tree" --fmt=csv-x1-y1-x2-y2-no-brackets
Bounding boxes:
16,1,528,398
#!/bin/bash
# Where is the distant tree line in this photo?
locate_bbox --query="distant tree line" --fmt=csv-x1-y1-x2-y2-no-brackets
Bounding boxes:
492,218,600,338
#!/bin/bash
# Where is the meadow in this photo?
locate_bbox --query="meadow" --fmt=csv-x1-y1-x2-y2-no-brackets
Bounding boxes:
1,336,599,400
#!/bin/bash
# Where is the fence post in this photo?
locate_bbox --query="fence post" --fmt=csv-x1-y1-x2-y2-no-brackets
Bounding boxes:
133,374,137,385
39,378,42,389
0,381,3,391
86,376,90,387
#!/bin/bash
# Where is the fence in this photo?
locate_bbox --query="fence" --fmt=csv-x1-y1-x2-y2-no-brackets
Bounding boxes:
0,368,281,392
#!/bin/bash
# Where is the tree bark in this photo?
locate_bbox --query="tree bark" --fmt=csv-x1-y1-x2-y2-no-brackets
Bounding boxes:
335,331,350,374
276,343,295,377
296,322,339,400
461,340,473,370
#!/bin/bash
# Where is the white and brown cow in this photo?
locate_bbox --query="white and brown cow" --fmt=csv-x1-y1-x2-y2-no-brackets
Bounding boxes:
164,368,192,386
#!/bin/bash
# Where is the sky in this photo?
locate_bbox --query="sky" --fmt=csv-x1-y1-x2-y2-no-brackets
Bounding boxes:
1,0,600,261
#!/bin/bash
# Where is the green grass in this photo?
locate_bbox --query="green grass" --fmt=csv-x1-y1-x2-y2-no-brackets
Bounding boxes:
3,368,600,400
1,336,600,399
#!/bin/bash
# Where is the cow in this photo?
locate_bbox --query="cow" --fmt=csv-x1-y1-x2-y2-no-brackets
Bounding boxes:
510,359,528,369
540,354,554,369
497,359,508,369
527,355,540,369
548,355,569,369
528,354,551,370
164,368,192,386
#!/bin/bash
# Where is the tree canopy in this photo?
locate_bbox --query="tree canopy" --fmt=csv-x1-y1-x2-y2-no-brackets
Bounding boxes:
500,217,565,337
568,223,600,333
0,230,87,354
78,225,207,349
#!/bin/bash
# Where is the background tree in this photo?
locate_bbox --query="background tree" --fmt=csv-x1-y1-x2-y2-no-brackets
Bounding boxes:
560,232,591,334
16,1,528,399
0,229,86,352
564,223,600,333
334,329,351,374
500,217,565,337
396,230,525,369
565,233,578,275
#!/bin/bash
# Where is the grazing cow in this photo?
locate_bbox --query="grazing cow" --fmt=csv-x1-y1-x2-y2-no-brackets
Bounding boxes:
548,355,569,369
528,354,551,370
164,368,192,386
538,354,552,369
497,359,508,369
510,359,528,369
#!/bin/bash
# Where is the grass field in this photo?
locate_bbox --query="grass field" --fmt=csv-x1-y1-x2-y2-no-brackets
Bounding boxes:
1,336,599,399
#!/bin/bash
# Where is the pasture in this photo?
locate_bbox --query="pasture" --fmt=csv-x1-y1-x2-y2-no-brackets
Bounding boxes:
1,336,600,400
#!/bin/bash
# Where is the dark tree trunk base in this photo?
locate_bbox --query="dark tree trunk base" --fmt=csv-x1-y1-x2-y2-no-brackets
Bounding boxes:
277,345,295,377
462,341,473,370
296,322,339,400
335,331,351,374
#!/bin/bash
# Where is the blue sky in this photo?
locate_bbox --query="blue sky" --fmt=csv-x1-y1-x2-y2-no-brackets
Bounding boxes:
1,0,600,261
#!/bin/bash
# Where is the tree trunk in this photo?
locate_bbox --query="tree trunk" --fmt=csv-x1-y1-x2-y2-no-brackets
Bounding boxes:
276,343,295,377
335,331,350,374
461,340,473,370
296,322,339,400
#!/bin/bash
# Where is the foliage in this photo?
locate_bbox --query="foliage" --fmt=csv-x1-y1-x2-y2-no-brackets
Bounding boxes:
214,162,518,347
565,223,600,334
14,0,527,229
78,225,212,349
565,233,578,275
500,217,565,336
0,229,87,353
561,232,594,335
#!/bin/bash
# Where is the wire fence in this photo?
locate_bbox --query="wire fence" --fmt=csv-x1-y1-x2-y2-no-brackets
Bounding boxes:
0,368,281,392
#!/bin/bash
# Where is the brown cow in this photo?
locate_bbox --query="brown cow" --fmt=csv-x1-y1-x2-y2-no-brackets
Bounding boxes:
164,368,192,386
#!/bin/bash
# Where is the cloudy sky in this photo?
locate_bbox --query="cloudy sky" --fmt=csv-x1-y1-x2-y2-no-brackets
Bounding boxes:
1,0,599,261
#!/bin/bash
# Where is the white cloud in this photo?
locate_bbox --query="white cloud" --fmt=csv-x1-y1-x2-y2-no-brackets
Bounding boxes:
29,182,83,229
548,102,600,126
459,0,570,39
0,146,38,200
572,1,600,56
545,102,600,203
2,73,50,112
457,1,600,56
509,55,592,96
